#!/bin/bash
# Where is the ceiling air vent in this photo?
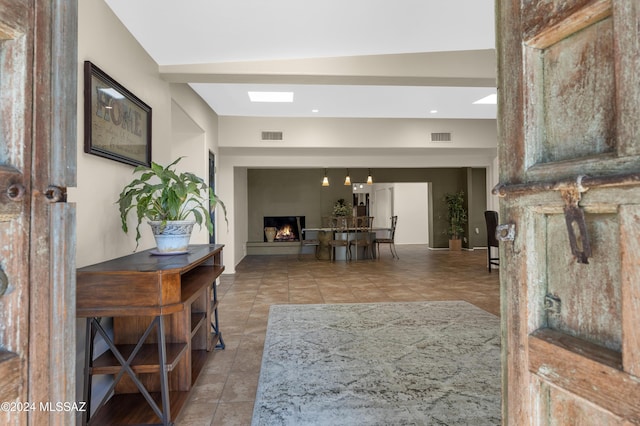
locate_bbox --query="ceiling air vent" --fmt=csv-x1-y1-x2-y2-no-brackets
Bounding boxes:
261,131,284,141
431,132,452,142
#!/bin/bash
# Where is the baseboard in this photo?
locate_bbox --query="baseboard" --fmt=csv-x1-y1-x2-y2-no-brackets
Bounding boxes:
428,246,482,251
246,241,300,255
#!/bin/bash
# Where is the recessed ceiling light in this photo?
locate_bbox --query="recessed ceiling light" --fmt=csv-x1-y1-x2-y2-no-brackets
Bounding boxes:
473,94,497,105
248,91,294,102
312,109,319,113
430,110,438,114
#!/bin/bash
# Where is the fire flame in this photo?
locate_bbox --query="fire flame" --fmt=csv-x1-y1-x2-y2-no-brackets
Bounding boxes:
275,224,295,241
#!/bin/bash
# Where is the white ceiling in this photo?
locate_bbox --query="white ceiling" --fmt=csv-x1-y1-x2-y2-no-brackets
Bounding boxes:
105,0,497,119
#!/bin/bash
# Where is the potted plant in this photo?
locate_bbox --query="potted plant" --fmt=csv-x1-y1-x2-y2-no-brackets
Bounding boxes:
332,198,352,216
117,157,227,253
444,191,467,251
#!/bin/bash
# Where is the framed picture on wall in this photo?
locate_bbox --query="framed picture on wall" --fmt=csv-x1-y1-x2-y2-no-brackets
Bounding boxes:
83,61,152,167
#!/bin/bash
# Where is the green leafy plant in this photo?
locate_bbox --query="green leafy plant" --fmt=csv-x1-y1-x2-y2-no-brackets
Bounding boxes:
117,157,227,249
444,191,467,240
332,198,352,216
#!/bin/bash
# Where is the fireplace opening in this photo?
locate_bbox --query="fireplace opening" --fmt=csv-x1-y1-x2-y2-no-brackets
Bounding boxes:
264,216,304,242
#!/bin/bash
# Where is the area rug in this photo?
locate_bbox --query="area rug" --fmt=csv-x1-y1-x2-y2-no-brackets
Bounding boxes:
252,301,501,425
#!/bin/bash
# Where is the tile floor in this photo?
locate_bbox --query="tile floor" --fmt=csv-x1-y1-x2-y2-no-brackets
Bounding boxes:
175,245,500,425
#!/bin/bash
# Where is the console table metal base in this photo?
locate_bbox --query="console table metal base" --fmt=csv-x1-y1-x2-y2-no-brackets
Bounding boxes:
83,316,172,425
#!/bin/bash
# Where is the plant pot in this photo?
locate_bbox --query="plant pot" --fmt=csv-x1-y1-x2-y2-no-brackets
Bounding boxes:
449,238,462,251
264,227,277,243
148,220,195,253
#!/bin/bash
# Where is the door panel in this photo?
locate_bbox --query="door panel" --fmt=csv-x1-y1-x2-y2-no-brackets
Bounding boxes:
0,3,33,424
619,204,640,376
30,2,77,423
545,211,621,351
0,0,77,425
545,381,623,425
497,0,640,423
524,1,616,171
539,18,615,163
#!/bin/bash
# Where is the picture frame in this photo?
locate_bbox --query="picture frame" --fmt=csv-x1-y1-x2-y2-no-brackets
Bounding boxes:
84,61,152,167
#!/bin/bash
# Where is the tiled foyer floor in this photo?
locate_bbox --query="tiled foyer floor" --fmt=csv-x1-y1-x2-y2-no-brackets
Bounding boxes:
175,245,501,425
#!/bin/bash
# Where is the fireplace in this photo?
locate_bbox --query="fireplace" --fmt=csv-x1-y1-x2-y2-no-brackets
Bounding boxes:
264,216,303,242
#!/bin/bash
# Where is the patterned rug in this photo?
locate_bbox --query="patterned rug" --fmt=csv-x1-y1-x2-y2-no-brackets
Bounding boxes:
252,301,501,425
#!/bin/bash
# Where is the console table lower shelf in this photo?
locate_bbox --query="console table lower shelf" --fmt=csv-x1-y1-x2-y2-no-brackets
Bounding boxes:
76,244,225,425
91,392,190,425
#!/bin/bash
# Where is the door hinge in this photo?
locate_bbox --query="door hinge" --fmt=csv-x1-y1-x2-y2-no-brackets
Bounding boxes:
44,185,67,203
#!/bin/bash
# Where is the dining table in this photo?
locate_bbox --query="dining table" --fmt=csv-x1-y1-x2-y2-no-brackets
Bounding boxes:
302,227,392,260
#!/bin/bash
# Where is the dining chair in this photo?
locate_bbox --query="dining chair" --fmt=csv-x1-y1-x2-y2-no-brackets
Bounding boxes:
349,216,374,260
328,216,351,261
297,216,319,260
484,210,499,272
375,215,398,259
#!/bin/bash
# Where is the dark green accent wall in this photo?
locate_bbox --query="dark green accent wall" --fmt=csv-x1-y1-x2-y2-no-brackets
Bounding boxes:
470,168,488,248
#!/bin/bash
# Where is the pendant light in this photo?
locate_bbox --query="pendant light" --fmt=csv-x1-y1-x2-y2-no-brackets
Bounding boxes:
344,169,351,186
322,169,329,186
366,169,373,185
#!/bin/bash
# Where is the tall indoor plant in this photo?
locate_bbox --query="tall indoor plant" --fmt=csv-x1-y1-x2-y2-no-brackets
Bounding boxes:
117,157,227,253
444,191,467,251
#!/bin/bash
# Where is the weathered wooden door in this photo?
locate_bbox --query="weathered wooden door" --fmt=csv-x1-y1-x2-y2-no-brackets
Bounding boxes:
496,0,640,424
0,1,77,424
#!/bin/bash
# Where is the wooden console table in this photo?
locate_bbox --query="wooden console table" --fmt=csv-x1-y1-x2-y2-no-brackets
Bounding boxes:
77,244,225,425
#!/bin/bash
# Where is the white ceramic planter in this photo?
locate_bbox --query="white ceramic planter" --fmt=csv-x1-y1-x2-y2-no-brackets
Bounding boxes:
148,220,195,253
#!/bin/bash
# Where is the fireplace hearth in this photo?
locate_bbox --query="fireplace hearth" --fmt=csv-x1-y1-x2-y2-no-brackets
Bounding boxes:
264,216,304,242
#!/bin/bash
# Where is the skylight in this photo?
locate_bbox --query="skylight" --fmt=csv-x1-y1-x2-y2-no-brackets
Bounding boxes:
248,91,294,102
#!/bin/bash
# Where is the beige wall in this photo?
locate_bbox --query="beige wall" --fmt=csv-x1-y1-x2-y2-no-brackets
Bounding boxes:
219,116,497,149
71,0,223,414
69,0,498,271
69,0,221,268
170,85,222,245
